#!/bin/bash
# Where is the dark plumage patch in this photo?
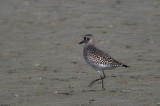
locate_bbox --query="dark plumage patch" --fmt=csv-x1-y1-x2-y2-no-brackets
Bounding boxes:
122,64,129,68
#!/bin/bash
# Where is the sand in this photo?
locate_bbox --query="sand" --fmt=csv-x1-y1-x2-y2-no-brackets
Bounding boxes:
0,0,160,105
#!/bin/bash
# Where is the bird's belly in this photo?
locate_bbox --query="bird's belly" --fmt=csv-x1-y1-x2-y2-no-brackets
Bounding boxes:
85,59,113,71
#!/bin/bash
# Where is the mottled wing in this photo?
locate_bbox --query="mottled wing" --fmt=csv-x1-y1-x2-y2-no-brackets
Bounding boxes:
103,53,122,67
84,45,125,68
84,45,106,66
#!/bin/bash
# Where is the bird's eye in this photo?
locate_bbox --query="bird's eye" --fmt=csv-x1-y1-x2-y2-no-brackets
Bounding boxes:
84,37,90,40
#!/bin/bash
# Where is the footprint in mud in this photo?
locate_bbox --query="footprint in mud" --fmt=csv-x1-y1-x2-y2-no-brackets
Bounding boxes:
54,85,75,95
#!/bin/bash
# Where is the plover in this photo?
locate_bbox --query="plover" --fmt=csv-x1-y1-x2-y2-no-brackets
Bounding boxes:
79,34,129,90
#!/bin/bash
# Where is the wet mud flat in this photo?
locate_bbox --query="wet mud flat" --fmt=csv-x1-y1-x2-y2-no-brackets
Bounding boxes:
0,0,160,105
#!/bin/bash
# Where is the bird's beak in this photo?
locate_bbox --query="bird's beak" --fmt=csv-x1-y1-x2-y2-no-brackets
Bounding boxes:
79,40,85,44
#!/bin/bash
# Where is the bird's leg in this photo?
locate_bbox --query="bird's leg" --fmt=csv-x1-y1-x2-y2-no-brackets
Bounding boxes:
88,70,106,90
101,70,106,90
88,75,103,87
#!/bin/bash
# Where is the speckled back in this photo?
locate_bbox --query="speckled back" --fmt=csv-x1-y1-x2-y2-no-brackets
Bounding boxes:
83,45,122,70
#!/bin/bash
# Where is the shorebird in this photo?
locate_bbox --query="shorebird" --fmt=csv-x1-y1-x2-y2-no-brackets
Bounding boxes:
79,34,129,90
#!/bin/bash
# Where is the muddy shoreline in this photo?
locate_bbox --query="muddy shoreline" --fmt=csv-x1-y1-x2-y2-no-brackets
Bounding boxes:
0,0,160,105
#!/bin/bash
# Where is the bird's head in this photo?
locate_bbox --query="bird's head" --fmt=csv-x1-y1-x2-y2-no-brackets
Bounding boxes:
79,34,95,45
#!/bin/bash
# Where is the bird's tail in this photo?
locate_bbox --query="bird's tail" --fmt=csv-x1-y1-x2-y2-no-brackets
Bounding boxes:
122,64,129,68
